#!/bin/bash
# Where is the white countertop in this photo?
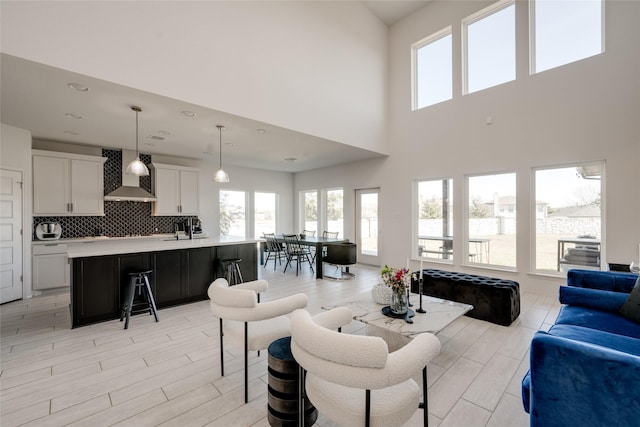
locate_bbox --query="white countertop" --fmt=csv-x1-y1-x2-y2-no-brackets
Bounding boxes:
62,235,261,258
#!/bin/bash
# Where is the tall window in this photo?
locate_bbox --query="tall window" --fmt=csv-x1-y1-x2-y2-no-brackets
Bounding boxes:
412,27,452,110
220,190,246,237
301,190,318,233
463,0,516,94
415,178,454,261
534,162,603,273
467,172,517,268
255,192,277,238
531,0,604,74
325,188,344,237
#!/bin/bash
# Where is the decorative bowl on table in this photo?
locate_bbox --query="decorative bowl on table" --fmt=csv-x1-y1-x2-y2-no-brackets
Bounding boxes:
371,283,392,305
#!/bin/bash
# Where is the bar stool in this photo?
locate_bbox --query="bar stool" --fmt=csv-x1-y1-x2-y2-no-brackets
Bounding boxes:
221,258,243,286
120,269,159,330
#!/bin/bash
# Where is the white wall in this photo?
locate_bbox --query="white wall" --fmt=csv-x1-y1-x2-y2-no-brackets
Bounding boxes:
151,154,294,237
0,1,389,153
194,162,294,238
296,0,640,296
1,123,33,298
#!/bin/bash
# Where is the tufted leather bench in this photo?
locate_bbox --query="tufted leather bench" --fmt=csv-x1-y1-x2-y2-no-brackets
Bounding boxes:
411,269,520,326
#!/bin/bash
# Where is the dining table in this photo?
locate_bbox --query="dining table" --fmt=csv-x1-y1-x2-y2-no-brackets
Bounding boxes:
260,235,349,279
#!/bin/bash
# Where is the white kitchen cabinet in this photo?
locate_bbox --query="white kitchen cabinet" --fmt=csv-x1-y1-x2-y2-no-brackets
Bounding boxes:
33,150,107,216
32,243,69,290
151,163,200,215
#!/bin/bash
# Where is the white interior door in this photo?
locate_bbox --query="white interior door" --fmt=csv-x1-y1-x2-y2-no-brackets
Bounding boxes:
355,188,380,266
0,169,24,303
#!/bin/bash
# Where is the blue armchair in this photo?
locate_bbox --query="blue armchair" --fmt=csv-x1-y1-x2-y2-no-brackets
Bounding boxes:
522,270,640,427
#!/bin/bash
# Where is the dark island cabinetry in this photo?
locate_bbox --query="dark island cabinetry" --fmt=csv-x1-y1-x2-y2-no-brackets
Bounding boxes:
71,243,257,327
72,255,119,327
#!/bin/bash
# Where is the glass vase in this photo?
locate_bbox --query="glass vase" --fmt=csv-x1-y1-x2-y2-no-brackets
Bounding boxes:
390,288,408,315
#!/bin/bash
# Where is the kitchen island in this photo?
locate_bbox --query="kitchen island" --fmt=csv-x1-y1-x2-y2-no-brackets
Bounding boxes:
67,236,260,327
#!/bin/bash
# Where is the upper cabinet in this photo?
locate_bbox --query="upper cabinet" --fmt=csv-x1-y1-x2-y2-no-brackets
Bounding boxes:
151,163,200,216
33,150,107,216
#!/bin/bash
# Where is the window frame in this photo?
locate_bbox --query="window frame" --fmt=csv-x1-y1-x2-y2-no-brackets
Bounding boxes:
254,191,278,238
411,26,453,110
529,0,605,75
462,0,516,95
465,171,518,270
300,189,319,234
531,160,605,276
219,189,248,238
413,177,455,263
323,187,344,238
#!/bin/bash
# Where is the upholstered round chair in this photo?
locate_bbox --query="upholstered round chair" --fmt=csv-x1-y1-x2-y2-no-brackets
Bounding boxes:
290,308,441,427
208,278,308,403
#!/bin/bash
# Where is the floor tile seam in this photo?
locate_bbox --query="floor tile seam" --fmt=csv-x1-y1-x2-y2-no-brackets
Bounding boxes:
104,395,173,427
0,362,108,406
3,349,154,400
457,397,494,419
0,365,54,392
0,328,57,345
4,331,202,373
20,393,113,427
160,372,225,401
48,356,194,414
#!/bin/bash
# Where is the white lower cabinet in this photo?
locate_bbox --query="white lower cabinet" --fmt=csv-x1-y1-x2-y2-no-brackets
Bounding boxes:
32,243,69,290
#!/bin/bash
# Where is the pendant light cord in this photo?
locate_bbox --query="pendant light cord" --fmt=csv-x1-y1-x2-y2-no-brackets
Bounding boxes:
219,126,223,168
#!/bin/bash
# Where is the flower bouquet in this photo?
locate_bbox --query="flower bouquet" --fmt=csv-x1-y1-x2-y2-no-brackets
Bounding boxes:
381,265,412,314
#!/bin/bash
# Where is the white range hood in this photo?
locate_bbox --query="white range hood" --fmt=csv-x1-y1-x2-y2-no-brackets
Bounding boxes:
104,150,156,202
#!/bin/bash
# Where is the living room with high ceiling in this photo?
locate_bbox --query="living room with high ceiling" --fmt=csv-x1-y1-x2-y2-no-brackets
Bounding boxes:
1,1,639,426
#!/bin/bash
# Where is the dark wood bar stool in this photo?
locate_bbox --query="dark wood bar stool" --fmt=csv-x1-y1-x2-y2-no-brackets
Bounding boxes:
222,258,244,286
120,269,159,330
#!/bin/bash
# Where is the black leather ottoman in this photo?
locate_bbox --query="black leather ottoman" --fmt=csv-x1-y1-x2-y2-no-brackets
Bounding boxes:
411,269,520,326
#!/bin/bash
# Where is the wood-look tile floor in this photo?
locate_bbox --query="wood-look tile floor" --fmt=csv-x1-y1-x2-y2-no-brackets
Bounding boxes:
1,262,559,426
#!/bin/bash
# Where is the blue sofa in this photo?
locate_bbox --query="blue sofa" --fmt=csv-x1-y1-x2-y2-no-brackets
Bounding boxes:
522,269,640,427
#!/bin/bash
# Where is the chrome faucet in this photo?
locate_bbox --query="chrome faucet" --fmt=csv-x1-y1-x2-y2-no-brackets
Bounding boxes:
188,217,193,240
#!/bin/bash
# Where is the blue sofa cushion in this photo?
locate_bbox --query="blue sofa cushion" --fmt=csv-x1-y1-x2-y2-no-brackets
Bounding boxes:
526,331,640,426
559,286,628,312
619,276,640,323
554,305,640,339
547,324,640,356
522,324,640,413
567,269,637,293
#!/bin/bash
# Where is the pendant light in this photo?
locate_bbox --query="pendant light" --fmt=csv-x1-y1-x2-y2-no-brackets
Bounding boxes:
214,124,230,183
125,106,149,176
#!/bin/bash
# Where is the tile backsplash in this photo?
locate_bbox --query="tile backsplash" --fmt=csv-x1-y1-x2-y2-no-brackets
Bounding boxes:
33,149,196,239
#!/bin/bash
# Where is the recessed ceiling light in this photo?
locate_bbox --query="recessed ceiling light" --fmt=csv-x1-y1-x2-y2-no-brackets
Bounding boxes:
284,157,297,163
157,130,171,136
64,130,79,136
256,128,266,134
224,142,234,147
64,113,82,119
67,82,90,92
181,110,196,117
144,142,156,147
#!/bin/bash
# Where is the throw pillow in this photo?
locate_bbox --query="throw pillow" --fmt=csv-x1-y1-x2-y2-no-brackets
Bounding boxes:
619,276,640,323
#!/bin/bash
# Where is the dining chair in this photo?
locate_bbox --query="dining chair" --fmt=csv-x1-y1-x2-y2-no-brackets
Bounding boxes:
291,308,441,427
301,229,316,237
282,234,314,276
207,278,308,403
322,231,339,239
263,232,286,270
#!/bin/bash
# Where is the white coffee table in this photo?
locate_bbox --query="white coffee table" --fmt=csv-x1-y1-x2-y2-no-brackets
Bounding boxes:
323,294,473,350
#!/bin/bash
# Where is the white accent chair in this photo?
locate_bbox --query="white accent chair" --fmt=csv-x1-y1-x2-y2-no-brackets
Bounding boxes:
208,278,308,403
290,308,441,427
